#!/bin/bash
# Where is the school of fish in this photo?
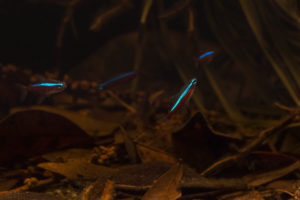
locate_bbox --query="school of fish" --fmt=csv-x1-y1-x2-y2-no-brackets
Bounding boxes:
19,51,214,119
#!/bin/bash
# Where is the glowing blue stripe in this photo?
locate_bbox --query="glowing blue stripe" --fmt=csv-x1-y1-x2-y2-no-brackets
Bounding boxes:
170,78,197,112
199,51,214,59
99,71,136,89
32,82,64,87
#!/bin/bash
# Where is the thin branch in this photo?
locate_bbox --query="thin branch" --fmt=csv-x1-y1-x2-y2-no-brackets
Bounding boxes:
200,112,298,176
106,90,137,113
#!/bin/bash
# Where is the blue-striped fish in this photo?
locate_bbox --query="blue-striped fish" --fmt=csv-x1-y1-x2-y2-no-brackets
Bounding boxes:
198,51,215,64
98,71,138,90
167,78,197,119
19,80,67,102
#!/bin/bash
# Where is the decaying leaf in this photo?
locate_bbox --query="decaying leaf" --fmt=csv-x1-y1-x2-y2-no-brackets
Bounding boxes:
172,112,237,171
114,162,172,187
0,192,63,200
266,179,300,196
120,128,139,163
99,180,115,200
245,161,300,188
38,159,117,181
0,109,93,165
42,148,95,163
141,162,183,200
0,179,18,192
231,191,264,200
82,162,172,200
136,144,177,164
11,105,119,137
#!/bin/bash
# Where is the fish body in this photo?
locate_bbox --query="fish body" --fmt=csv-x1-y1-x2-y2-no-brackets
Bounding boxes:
98,71,137,90
28,82,67,94
20,81,67,103
167,78,197,119
197,51,215,64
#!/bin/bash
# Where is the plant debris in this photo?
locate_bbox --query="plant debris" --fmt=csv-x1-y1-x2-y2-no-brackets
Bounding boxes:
0,0,300,199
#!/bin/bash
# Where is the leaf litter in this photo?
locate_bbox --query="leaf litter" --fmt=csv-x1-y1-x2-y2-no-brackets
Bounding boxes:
0,28,300,200
0,68,299,200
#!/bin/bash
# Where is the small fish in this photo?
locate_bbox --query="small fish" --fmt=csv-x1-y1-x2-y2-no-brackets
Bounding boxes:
19,81,67,103
197,51,215,65
167,78,197,119
98,71,138,90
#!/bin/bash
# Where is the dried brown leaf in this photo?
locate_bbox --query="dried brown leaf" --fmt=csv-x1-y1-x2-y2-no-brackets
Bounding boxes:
0,192,62,200
231,191,264,200
245,161,300,187
140,0,153,24
38,159,117,181
141,163,183,200
11,106,119,137
136,144,177,164
99,180,115,200
0,109,93,165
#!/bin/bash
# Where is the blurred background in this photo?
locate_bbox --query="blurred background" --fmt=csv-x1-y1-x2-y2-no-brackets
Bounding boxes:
1,0,300,121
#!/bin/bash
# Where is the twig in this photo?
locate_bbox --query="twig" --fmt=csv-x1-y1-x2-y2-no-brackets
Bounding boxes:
56,0,81,48
0,177,54,195
106,90,136,113
115,161,300,194
120,126,139,163
200,112,298,176
131,30,146,92
116,184,150,191
140,0,154,24
202,64,246,123
158,0,192,21
156,0,205,111
99,180,115,200
70,16,79,40
90,0,133,31
274,102,300,112
240,0,300,106
244,161,300,187
187,6,195,33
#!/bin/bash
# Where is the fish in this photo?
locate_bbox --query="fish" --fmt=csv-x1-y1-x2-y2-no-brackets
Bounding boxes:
197,51,215,65
19,81,67,103
98,71,138,90
166,78,197,119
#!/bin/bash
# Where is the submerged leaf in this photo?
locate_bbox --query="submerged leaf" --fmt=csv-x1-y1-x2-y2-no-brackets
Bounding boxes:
0,192,63,200
11,106,119,137
141,163,183,200
0,109,93,165
38,159,117,181
137,144,177,164
172,111,240,171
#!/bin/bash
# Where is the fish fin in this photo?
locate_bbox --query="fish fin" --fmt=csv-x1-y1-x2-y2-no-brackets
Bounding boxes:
16,84,28,102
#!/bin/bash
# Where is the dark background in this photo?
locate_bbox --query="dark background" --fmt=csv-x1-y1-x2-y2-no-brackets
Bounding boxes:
0,0,214,72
